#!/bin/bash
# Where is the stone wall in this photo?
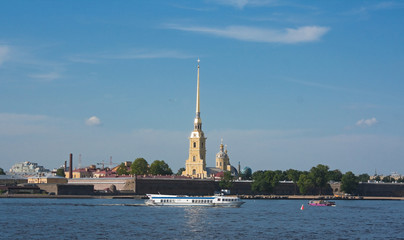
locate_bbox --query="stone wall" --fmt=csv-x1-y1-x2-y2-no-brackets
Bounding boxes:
135,178,217,195
38,184,94,195
58,184,94,195
357,183,404,197
68,178,133,191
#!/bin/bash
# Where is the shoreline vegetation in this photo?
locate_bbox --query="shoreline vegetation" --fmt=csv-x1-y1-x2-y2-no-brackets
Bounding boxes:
1,194,403,201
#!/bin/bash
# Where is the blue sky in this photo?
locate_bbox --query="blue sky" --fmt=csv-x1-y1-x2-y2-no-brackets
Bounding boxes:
1,0,403,175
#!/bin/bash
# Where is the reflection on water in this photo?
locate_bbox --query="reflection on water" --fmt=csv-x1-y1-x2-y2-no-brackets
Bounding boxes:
184,207,207,233
1,198,403,239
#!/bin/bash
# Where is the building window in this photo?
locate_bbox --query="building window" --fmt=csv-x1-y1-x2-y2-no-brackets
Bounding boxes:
193,156,195,161
193,142,196,148
192,169,196,175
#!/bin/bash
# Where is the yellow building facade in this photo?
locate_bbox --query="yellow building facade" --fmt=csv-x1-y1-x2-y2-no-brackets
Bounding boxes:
28,176,68,184
182,59,207,178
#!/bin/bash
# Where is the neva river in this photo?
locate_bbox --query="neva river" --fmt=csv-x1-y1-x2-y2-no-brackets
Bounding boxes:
1,198,403,239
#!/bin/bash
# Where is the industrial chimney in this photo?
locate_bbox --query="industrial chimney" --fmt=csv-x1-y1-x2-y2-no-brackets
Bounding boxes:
69,153,73,179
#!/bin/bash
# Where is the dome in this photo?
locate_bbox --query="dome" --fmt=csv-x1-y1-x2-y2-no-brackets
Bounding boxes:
241,167,252,175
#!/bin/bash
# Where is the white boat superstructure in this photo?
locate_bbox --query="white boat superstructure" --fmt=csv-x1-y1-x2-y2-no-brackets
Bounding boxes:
145,194,245,207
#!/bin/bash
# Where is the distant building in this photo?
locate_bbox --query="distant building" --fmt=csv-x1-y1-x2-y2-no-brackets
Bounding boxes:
215,140,231,172
206,141,238,178
9,161,49,175
65,168,94,179
28,175,67,184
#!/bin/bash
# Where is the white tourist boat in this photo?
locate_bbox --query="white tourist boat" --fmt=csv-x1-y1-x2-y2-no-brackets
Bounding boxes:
145,193,245,207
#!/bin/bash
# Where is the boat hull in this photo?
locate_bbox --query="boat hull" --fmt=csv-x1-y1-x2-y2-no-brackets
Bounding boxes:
308,200,336,207
145,194,245,207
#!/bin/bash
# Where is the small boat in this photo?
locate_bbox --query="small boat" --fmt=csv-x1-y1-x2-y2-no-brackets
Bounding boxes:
308,200,336,207
145,193,245,207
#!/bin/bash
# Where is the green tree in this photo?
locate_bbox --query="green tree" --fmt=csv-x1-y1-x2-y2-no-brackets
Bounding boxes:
328,169,343,182
56,168,65,177
176,167,185,176
116,163,129,176
297,173,313,195
358,173,370,182
130,158,149,175
242,168,252,180
341,171,359,194
149,160,173,175
0,168,5,175
309,164,330,195
285,169,300,183
285,169,301,195
251,170,281,194
382,176,392,182
219,171,234,189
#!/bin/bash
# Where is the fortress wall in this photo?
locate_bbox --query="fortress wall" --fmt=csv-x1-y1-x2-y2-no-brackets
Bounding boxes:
357,183,404,197
68,178,132,191
135,178,217,195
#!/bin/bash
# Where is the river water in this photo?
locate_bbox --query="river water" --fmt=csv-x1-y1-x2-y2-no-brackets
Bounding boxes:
1,198,403,239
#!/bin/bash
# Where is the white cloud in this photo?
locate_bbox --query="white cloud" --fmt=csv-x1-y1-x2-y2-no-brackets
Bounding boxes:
0,45,10,66
85,116,101,126
166,24,329,43
356,117,378,127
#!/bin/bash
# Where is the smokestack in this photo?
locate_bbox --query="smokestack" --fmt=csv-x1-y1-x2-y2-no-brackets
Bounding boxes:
69,153,73,179
64,161,67,171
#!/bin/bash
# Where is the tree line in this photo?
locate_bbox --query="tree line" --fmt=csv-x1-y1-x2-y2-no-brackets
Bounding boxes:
116,158,173,176
251,164,372,195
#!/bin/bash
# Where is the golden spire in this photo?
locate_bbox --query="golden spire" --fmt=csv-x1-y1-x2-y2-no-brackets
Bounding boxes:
194,58,202,131
196,58,200,117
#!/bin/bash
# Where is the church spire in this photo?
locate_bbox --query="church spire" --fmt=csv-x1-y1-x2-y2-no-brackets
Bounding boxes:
196,58,200,118
194,58,202,131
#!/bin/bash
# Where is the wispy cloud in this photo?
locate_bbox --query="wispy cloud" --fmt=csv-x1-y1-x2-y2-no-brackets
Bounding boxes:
69,49,194,64
85,116,102,126
28,72,61,81
0,45,10,66
356,117,378,127
101,49,193,60
0,113,50,136
283,78,349,92
209,0,277,9
347,1,403,16
166,24,329,44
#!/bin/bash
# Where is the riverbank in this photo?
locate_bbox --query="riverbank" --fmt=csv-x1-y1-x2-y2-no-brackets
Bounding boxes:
242,195,404,200
1,194,403,200
0,194,145,199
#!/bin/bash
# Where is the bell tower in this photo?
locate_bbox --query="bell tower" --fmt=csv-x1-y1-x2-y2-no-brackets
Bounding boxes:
183,59,207,178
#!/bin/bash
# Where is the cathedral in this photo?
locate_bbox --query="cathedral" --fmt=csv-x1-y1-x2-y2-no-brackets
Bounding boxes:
182,60,237,179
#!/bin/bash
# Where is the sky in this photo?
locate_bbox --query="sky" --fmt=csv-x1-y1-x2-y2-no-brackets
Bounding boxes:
1,0,403,176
